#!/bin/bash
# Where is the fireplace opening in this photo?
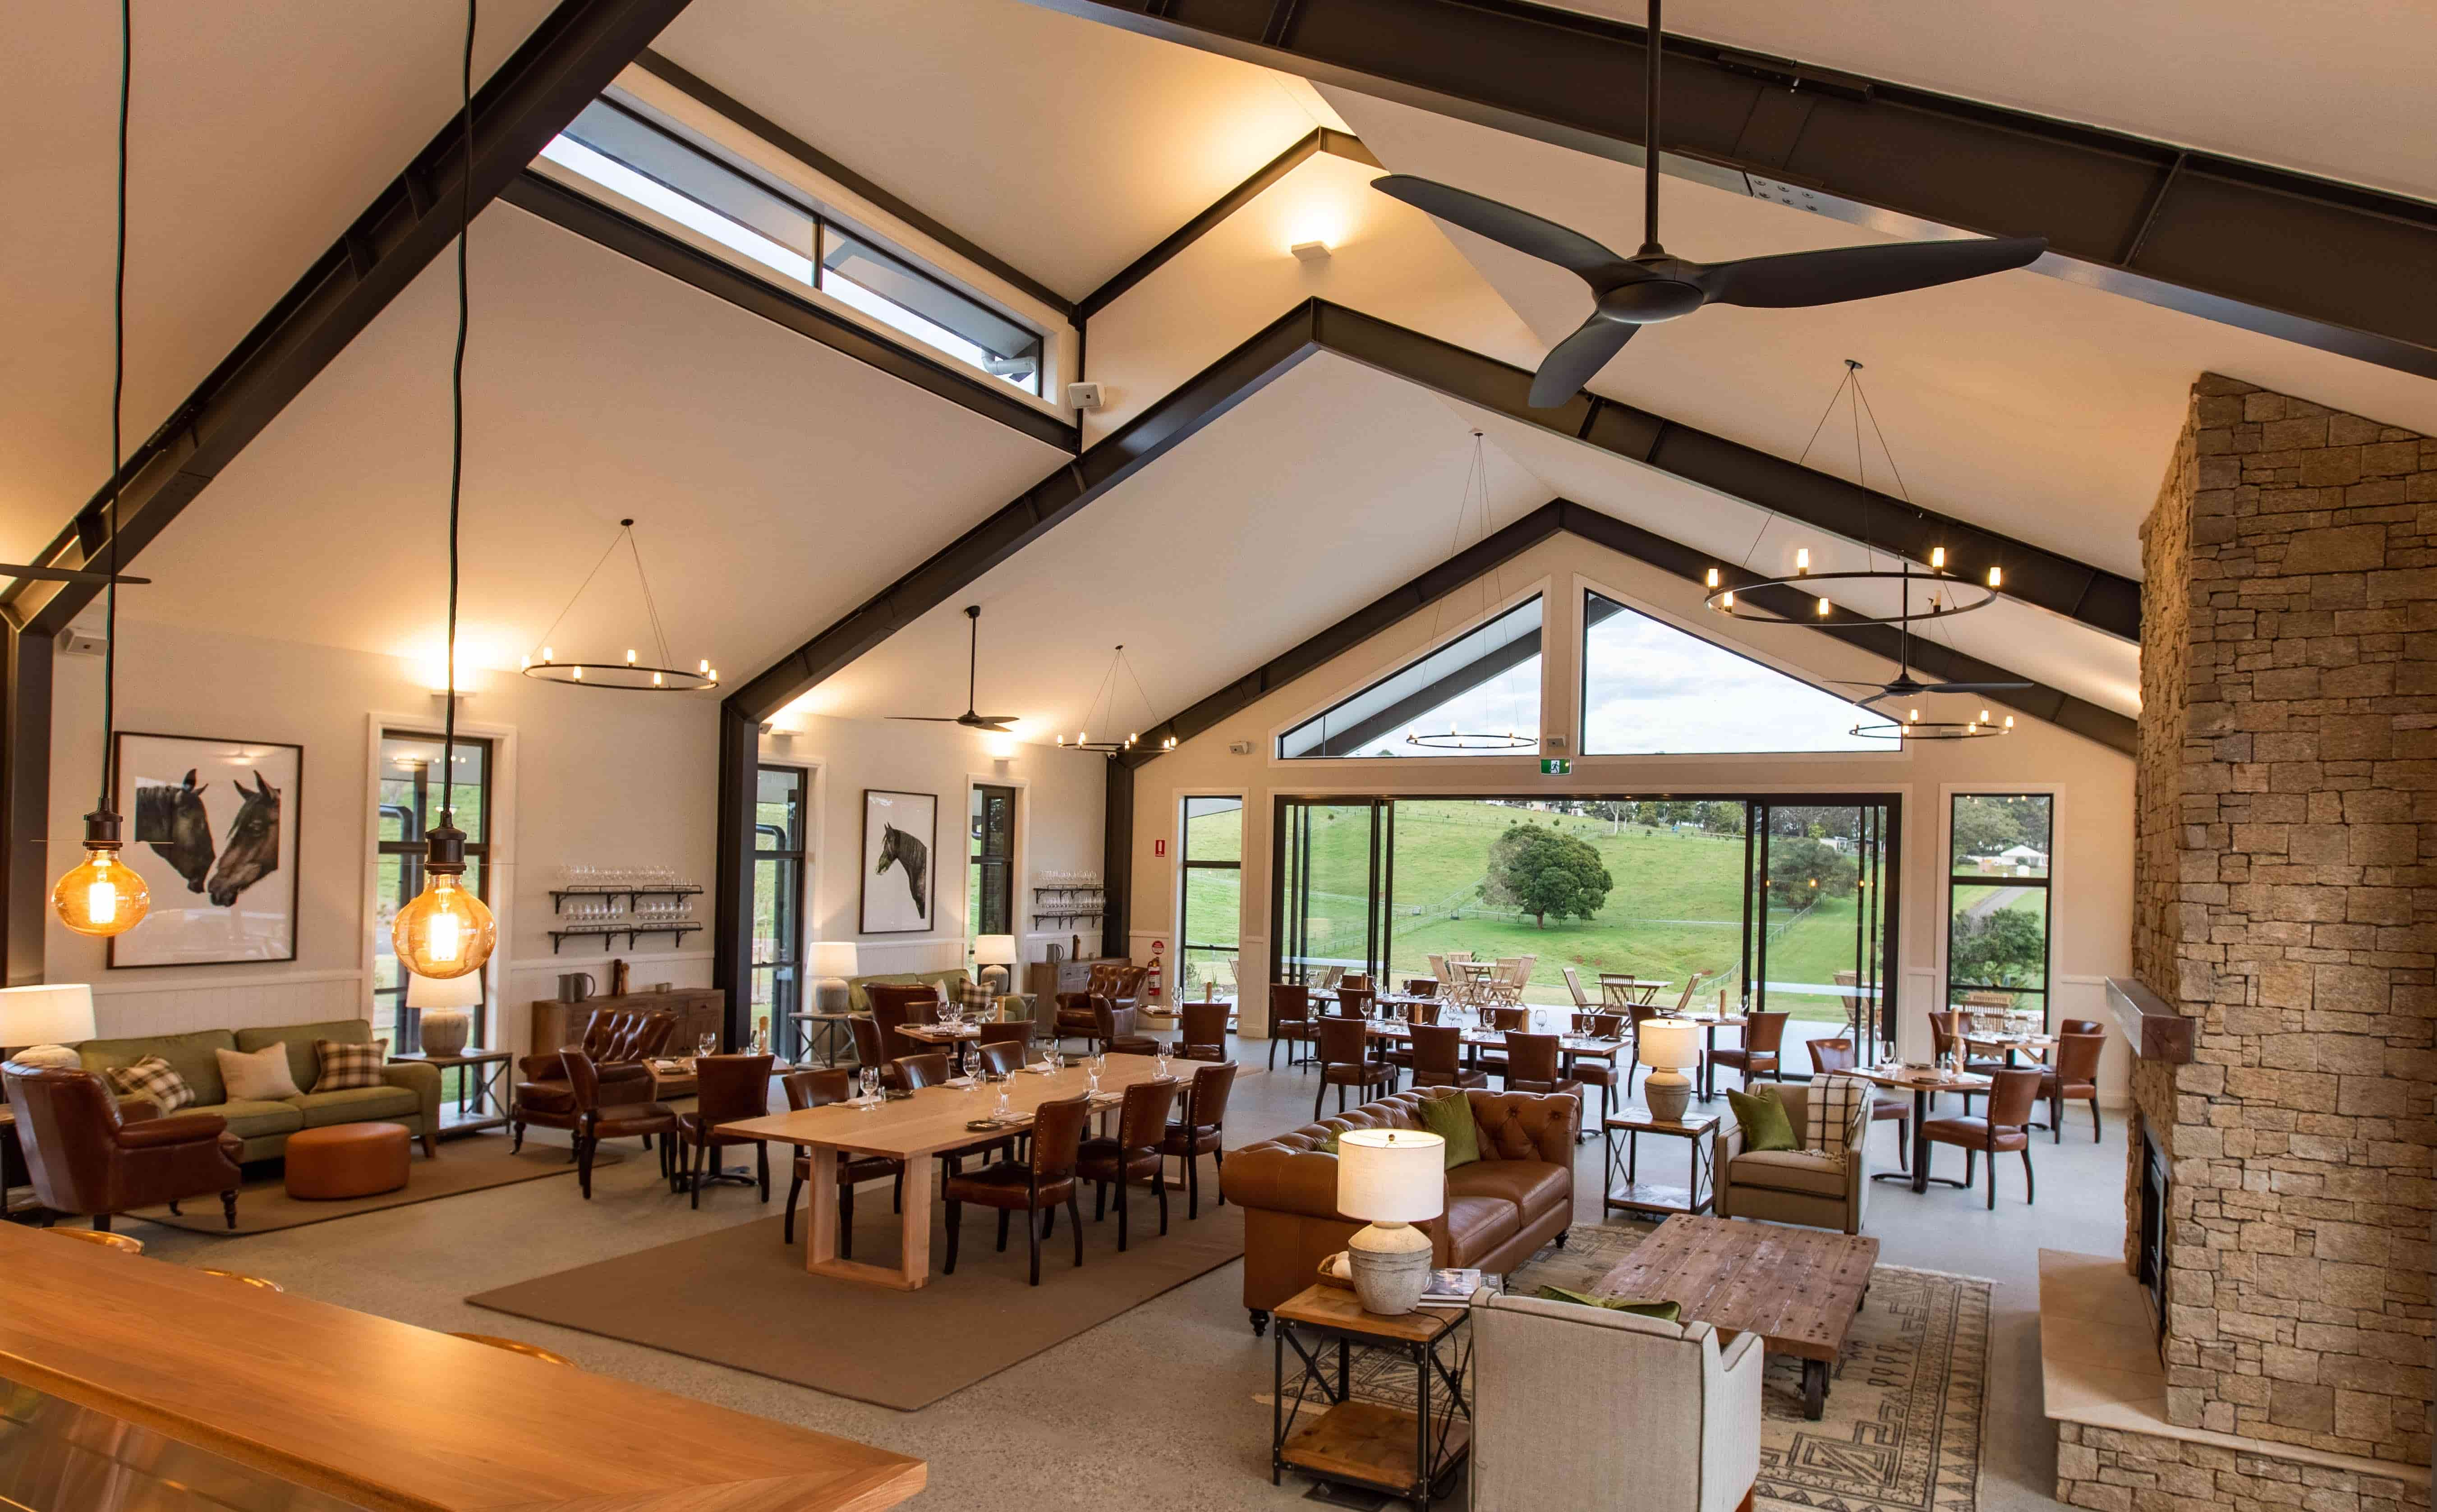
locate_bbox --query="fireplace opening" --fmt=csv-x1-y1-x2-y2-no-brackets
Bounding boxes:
2136,1123,2168,1337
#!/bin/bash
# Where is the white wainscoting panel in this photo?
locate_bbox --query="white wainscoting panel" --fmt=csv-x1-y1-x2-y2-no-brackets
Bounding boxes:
90,970,367,1039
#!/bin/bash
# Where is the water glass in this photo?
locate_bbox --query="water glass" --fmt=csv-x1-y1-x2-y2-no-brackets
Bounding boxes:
994,1082,1012,1118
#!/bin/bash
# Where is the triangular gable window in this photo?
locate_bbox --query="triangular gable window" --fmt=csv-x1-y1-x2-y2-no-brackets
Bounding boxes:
1279,596,1543,759
1581,590,1882,754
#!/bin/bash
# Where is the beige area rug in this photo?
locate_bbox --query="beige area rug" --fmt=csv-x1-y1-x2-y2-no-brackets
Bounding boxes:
1320,1223,1991,1512
467,1182,1246,1410
127,1137,616,1236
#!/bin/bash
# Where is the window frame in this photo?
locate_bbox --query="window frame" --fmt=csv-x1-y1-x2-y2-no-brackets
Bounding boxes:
1178,794,1246,1000
968,782,1018,940
1942,790,2056,1029
1275,592,1548,761
373,729,495,1046
751,763,810,1027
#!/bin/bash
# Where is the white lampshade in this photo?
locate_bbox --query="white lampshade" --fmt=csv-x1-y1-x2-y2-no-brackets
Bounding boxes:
0,983,96,1048
809,942,859,978
1637,1018,1700,1072
405,970,485,1009
974,934,1017,967
1336,1128,1446,1223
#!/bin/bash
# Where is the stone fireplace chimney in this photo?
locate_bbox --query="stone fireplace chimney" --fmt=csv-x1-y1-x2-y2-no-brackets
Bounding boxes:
2123,374,2432,1471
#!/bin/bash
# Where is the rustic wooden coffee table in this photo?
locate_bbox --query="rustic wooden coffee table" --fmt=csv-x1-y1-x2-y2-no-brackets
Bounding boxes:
1595,1214,1878,1419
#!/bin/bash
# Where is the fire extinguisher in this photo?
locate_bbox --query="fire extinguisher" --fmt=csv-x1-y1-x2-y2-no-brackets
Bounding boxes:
1145,953,1163,1005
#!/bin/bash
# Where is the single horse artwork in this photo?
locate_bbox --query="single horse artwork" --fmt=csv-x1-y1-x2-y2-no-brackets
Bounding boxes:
134,769,215,893
875,822,929,919
203,771,280,907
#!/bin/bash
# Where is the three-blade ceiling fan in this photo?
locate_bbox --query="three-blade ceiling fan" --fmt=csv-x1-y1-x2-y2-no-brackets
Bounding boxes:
1825,565,2030,708
1371,0,2049,409
891,604,1018,733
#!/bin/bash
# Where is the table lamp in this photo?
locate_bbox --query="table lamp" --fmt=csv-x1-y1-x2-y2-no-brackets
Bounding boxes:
974,934,1017,995
809,942,859,1014
1637,1018,1700,1123
405,969,484,1057
0,983,96,1066
1336,1127,1445,1314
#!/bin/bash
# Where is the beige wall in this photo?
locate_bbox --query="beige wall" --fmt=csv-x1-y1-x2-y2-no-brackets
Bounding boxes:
1124,532,2139,1099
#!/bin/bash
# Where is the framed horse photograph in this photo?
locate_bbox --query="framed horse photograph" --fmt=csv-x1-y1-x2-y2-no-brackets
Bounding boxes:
858,788,936,935
110,731,303,968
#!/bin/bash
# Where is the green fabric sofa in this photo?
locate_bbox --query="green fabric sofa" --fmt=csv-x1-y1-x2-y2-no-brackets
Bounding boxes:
843,967,1027,1020
74,1018,442,1161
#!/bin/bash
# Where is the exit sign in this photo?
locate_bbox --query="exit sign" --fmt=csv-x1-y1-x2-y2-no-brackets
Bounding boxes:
1540,758,1571,775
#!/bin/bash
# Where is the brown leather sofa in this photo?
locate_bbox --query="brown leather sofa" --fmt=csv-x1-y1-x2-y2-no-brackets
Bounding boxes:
3,1061,244,1230
1222,1087,1578,1333
512,1008,675,1150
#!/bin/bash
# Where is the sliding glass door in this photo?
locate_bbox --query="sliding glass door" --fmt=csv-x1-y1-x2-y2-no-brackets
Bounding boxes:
1745,800,1900,1052
1274,799,1391,983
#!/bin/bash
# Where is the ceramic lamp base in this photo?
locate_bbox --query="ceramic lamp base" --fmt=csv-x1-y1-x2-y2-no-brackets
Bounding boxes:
419,1008,472,1059
1347,1220,1434,1315
1644,1070,1693,1125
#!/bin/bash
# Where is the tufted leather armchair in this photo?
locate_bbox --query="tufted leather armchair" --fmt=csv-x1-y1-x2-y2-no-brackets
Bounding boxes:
3,1061,244,1230
1221,1087,1578,1333
512,1009,676,1149
1053,964,1145,1043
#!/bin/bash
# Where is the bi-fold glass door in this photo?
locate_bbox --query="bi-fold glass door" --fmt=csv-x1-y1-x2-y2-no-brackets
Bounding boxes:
1743,800,1900,1051
1274,799,1392,984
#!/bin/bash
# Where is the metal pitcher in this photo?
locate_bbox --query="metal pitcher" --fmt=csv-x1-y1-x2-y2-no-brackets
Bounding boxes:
556,972,597,1002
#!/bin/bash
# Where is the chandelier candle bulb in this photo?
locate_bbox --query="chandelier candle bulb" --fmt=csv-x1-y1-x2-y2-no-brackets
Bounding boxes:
1795,547,1810,574
1987,566,2002,588
1705,566,1720,588
1816,597,1830,616
1931,546,1946,569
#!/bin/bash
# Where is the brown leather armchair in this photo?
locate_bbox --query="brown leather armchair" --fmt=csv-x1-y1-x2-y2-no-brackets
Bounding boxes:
3,1061,243,1230
562,1049,680,1200
1086,997,1159,1057
512,1009,676,1150
1053,964,1144,1043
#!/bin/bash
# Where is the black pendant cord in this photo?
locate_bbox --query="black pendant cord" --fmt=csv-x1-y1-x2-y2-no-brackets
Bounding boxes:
1640,0,1661,255
97,0,129,820
441,0,476,833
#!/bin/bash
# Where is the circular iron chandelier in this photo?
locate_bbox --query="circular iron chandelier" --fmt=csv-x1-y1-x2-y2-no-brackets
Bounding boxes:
1406,726,1536,751
1399,430,1536,754
1057,645,1175,754
1851,705,2015,742
522,519,717,691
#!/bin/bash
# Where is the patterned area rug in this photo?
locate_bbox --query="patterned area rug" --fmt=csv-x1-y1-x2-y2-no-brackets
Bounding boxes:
1322,1222,1990,1512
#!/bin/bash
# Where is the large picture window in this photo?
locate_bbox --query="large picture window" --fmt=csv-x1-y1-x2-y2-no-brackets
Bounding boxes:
1278,597,1543,759
1180,796,1243,999
374,731,493,1048
751,766,809,1026
1580,589,1881,755
1945,793,2053,1024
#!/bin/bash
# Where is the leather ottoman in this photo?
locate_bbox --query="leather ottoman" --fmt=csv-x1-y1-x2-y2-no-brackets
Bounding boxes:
284,1121,411,1200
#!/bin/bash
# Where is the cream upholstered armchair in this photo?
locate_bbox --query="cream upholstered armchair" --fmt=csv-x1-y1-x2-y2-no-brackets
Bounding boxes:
1470,1289,1762,1512
1714,1080,1870,1235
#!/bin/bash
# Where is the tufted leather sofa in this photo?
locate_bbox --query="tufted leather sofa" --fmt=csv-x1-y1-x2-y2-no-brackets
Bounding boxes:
1221,1087,1578,1333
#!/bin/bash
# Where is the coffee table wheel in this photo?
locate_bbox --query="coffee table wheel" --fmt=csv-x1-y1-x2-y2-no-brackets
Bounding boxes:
1801,1358,1829,1420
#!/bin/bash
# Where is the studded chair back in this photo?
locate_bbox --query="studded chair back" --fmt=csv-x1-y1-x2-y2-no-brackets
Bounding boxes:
1115,1077,1180,1151
892,1052,950,1089
1029,1092,1092,1181
1183,1061,1237,1131
2051,1031,2105,1086
1410,1024,1464,1079
693,1055,772,1126
1315,1016,1370,1066
1985,1066,2044,1128
978,1041,1027,1077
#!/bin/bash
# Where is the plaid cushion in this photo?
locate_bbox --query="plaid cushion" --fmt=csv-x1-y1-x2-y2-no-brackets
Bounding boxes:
959,978,996,1016
104,1055,195,1113
1804,1073,1872,1163
313,1037,390,1092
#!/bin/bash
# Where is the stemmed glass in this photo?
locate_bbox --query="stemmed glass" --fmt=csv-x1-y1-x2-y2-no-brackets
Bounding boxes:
1153,1041,1172,1080
695,1032,717,1062
961,1043,982,1087
859,1066,880,1105
1085,1052,1105,1096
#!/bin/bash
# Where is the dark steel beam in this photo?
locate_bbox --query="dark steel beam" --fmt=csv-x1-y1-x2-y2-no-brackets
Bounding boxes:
1101,760,1133,950
2,0,700,640
1,630,54,983
709,700,759,1041
1019,0,2437,381
504,171,1080,451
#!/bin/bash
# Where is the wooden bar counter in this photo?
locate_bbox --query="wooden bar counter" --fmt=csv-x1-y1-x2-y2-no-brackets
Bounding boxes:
0,1222,925,1512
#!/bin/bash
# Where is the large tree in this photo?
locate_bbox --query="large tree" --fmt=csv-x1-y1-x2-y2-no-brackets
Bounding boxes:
1949,906,2047,988
1483,823,1614,928
1766,836,1858,905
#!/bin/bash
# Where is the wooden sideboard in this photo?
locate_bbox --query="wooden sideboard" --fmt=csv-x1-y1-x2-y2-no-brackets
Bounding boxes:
528,989,726,1062
1023,956,1128,1001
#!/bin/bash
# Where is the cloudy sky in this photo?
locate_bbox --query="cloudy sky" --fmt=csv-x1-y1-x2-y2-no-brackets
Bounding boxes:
1579,600,1878,754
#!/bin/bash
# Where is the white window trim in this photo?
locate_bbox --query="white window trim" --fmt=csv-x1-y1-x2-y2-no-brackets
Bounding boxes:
359,710,518,1024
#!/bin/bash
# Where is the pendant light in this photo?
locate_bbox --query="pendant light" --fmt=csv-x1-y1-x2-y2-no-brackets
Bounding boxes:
1056,645,1176,754
520,518,716,691
54,0,148,939
391,0,495,980
1404,430,1534,752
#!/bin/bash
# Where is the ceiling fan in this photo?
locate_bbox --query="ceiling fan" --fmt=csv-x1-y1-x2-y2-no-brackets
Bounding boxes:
1370,0,2048,409
890,604,1018,733
1825,585,2028,708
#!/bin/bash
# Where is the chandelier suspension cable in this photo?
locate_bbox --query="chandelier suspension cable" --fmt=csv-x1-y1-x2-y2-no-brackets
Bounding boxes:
626,523,676,672
527,529,625,653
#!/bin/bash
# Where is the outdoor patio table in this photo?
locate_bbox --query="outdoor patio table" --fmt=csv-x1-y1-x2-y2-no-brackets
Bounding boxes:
1673,1013,1747,1101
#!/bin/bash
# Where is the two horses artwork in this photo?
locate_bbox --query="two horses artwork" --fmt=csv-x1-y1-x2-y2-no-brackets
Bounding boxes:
133,768,281,906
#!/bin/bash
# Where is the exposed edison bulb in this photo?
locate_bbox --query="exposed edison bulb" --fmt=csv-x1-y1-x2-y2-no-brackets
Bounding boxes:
1705,566,1720,589
1795,547,1811,575
1987,565,2003,589
391,870,495,979
1979,709,1991,723
1055,735,1067,747
520,655,531,671
54,842,148,938
1815,597,1831,616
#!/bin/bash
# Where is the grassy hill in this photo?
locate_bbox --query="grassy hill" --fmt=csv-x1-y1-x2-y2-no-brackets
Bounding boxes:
1184,799,1870,1021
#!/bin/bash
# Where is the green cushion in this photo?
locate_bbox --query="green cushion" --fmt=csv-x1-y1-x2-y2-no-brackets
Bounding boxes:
1312,1131,1340,1155
1535,1285,1682,1322
184,1098,307,1142
290,1086,419,1128
844,970,972,1014
78,1030,237,1109
1417,1090,1481,1170
1727,1086,1798,1152
237,1020,370,1103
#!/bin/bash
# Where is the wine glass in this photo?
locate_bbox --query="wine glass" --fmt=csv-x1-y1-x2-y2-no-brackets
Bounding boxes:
695,1032,716,1061
1154,1042,1171,1080
1085,1052,1105,1095
961,1043,981,1086
994,1080,1012,1119
859,1066,880,1104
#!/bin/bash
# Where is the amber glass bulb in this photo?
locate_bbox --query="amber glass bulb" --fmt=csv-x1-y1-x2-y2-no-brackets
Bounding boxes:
392,871,495,979
54,845,149,938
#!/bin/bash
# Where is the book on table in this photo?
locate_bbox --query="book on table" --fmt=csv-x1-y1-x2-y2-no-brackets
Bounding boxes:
1416,1268,1490,1308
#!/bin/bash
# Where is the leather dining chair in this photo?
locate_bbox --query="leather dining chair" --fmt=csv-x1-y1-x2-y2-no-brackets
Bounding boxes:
1565,1012,1626,1121
1268,983,1316,1071
1157,1061,1236,1218
1312,1016,1393,1119
1500,1033,1582,1139
1402,977,1438,1000
2058,1019,2104,1037
2040,1031,2106,1142
1810,1037,1909,1171
1089,997,1162,1057
513,1009,674,1154
1923,1066,2046,1207
976,1040,1029,1078
1707,1010,1789,1091
1339,974,1372,995
562,1050,680,1200
1177,1000,1230,1062
893,1052,951,1089
3,1062,244,1232
1077,1076,1180,1251
943,1091,1091,1285
849,1014,891,1086
676,1054,773,1209
1406,1023,1485,1092
777,1069,902,1253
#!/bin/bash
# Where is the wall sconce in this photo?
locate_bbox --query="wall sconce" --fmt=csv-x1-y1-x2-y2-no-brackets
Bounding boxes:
1289,240,1332,263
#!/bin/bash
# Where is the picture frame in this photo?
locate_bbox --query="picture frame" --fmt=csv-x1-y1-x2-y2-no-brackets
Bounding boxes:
859,788,937,935
110,731,304,968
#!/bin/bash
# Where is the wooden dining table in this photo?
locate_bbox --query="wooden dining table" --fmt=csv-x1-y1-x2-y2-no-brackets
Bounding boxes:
1858,1065,1993,1193
718,1052,1172,1291
1963,1032,2056,1066
1597,974,1670,1009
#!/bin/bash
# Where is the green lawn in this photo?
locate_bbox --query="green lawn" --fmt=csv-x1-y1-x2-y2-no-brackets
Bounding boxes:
1184,800,1870,1022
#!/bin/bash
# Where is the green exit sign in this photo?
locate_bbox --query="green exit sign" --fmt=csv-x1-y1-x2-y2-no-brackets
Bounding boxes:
1540,758,1571,775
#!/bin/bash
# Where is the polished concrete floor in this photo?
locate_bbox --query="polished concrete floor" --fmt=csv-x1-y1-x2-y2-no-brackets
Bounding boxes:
125,1042,2127,1511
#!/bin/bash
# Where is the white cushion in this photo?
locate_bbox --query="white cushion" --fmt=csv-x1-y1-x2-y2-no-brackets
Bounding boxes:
215,1042,302,1101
